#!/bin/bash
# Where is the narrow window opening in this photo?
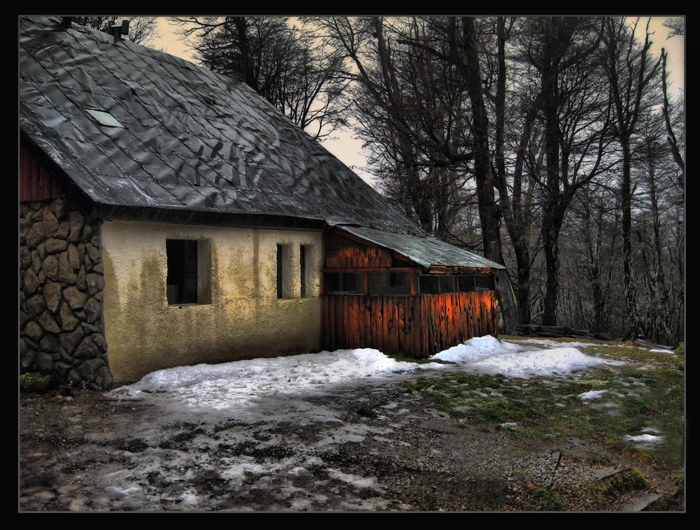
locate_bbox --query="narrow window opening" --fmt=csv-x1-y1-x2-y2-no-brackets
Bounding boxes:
277,243,294,299
457,276,476,292
167,240,198,304
277,244,284,299
300,245,307,298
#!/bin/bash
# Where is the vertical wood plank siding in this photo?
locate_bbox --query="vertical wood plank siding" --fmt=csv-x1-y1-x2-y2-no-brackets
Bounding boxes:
324,230,393,269
20,145,60,202
321,292,498,358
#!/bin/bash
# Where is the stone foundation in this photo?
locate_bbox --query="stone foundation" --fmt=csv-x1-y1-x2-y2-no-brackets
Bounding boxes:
20,191,113,390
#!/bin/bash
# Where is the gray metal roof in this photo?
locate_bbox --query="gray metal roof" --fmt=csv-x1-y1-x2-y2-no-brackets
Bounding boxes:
19,16,423,235
339,226,505,270
20,17,500,271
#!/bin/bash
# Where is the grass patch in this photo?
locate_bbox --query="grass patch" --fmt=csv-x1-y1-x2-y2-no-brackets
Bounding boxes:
673,468,684,485
589,468,647,498
592,453,613,466
469,398,536,424
524,484,562,511
404,373,539,424
582,468,648,510
404,339,684,472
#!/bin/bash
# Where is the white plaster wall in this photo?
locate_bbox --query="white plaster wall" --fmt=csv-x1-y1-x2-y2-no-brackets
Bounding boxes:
101,220,322,383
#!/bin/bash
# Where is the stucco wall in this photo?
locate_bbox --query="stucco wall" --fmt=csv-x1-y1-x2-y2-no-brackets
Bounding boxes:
101,220,323,383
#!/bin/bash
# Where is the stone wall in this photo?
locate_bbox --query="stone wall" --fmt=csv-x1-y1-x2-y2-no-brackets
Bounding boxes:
19,191,113,390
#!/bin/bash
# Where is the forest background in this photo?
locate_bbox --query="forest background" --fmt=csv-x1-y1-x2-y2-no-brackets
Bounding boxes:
78,16,685,347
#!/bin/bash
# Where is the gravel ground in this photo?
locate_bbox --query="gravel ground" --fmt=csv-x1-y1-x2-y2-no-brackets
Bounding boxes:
19,371,684,512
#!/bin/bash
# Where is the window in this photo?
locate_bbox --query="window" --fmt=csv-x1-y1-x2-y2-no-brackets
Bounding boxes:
277,244,284,298
166,239,211,305
300,245,307,298
457,275,494,292
85,108,124,128
277,244,294,299
368,271,411,295
419,275,456,294
325,272,364,295
278,243,316,299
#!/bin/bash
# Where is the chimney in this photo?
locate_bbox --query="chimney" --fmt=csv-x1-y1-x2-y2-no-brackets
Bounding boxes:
110,19,130,43
60,17,73,29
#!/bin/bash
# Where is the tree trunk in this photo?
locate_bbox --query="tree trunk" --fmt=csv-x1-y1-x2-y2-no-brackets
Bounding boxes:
457,17,503,265
457,17,517,332
494,270,518,334
540,20,562,327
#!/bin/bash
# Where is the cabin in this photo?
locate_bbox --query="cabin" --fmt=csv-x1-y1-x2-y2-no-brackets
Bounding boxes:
19,17,504,388
321,226,500,357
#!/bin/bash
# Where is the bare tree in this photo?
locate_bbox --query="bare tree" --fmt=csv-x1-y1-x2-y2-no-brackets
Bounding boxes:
631,108,684,345
660,49,685,197
662,17,684,38
306,16,682,339
170,17,347,140
517,17,612,326
600,17,662,339
561,182,622,333
489,17,540,325
310,17,475,235
308,17,521,330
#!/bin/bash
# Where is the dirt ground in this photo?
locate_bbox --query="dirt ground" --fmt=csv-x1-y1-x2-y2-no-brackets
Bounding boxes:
19,371,684,512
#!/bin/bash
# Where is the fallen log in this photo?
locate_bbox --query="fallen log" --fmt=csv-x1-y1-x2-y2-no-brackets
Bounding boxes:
514,325,677,349
515,324,599,341
633,338,675,351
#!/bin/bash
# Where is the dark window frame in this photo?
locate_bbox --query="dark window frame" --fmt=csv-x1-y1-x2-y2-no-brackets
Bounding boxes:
368,270,411,295
300,245,307,298
418,275,456,294
457,274,494,292
277,244,285,299
325,272,365,295
166,239,211,305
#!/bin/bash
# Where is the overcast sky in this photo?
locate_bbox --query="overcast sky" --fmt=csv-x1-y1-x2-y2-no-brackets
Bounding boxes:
149,16,685,186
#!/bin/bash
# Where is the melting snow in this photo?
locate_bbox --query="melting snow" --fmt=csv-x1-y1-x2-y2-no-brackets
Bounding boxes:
624,434,665,445
107,335,624,414
432,336,622,379
579,390,608,400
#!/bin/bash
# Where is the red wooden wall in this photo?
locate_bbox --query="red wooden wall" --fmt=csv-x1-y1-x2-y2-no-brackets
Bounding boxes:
321,291,498,358
20,145,60,202
324,229,394,269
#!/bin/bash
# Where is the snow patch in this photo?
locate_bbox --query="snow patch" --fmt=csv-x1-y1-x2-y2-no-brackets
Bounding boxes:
650,348,675,354
579,390,608,400
624,434,665,445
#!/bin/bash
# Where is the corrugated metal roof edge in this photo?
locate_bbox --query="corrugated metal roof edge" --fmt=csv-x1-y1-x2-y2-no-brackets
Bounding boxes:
337,225,506,271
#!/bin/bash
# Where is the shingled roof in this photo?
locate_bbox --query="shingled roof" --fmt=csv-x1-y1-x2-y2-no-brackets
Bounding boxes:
20,16,425,233
20,16,504,271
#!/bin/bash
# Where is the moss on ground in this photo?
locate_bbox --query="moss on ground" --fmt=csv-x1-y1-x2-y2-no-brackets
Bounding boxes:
404,340,684,471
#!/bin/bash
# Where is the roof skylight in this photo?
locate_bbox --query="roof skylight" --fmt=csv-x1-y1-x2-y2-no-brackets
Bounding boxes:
86,109,124,128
